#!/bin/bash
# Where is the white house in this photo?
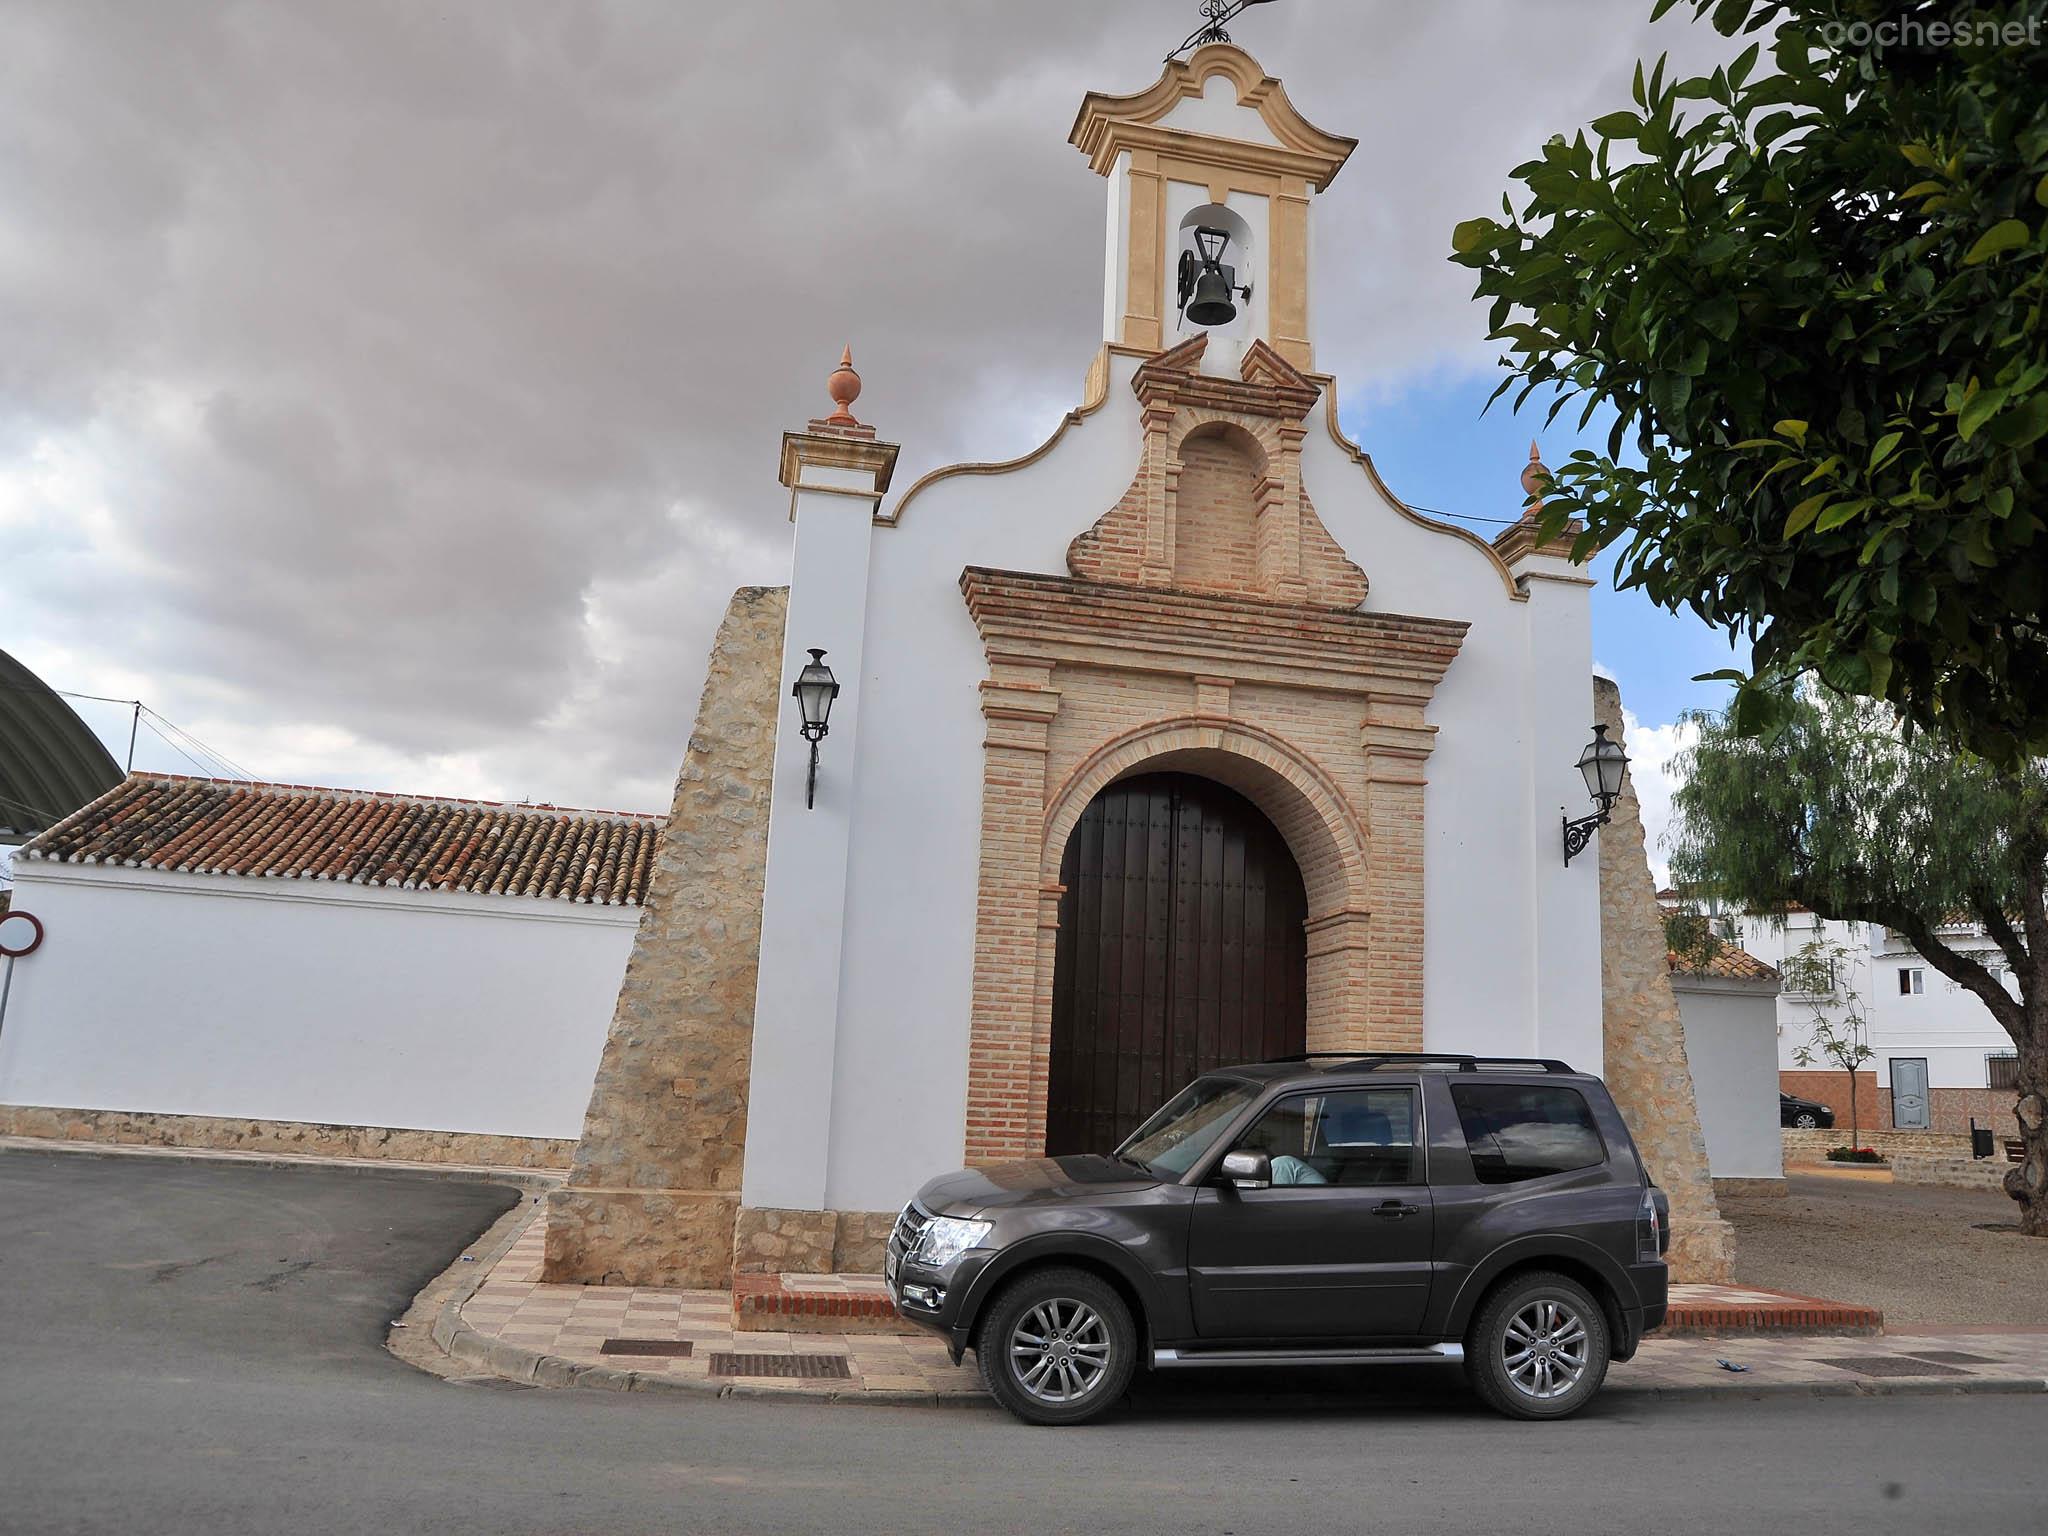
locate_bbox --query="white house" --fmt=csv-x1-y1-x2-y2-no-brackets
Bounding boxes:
1700,904,2019,1135
0,773,655,1162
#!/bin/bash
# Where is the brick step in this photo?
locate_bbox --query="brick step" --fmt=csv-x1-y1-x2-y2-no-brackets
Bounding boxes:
733,1273,921,1335
1662,1284,1882,1336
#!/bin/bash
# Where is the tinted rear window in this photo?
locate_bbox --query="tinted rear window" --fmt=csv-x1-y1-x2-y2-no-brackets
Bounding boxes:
1449,1083,1606,1183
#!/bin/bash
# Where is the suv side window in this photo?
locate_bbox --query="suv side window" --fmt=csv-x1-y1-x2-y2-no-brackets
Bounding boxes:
1449,1082,1606,1183
1232,1087,1419,1186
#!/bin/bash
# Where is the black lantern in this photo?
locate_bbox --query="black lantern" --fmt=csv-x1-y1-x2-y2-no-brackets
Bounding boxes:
791,648,838,809
1562,723,1628,865
1177,226,1253,328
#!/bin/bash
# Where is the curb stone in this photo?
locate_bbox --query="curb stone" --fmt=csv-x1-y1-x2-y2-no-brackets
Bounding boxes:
1612,1375,2048,1402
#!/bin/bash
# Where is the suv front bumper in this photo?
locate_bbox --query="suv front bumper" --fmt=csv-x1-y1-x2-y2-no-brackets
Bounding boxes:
885,1203,990,1362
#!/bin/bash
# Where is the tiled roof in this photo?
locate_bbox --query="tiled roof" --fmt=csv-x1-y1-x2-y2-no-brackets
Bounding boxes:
1666,943,1781,984
20,774,661,905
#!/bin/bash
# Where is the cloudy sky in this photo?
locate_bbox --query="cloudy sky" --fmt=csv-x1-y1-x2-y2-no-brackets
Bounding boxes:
1,0,1742,868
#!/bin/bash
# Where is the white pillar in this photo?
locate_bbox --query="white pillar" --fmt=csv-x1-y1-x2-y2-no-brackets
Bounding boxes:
1522,556,1604,1072
741,388,898,1213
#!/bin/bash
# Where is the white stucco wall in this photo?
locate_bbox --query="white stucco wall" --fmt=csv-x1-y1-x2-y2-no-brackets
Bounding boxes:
740,345,1599,1216
1673,976,1787,1182
0,861,634,1140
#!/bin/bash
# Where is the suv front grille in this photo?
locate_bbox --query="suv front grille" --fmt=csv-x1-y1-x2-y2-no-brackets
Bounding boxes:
889,1201,930,1269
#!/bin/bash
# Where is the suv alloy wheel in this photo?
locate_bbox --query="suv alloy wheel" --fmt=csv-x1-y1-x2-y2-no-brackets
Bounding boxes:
976,1266,1137,1426
1464,1270,1612,1420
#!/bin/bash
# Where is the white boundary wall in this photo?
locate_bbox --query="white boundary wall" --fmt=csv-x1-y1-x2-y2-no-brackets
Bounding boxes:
0,860,635,1140
1673,974,1786,1181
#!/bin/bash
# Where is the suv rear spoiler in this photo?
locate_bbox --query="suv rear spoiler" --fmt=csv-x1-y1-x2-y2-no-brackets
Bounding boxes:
1267,1051,1579,1074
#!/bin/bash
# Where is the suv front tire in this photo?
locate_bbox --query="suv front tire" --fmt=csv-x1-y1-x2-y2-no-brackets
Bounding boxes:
1464,1270,1612,1420
976,1266,1137,1426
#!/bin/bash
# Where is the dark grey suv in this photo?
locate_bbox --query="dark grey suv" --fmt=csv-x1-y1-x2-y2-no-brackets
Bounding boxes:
887,1054,1671,1425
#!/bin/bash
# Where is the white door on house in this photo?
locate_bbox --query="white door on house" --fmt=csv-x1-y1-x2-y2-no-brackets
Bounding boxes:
1891,1058,1930,1130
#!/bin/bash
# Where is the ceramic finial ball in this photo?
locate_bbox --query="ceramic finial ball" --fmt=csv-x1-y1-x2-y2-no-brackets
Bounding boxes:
1520,439,1548,512
825,345,862,425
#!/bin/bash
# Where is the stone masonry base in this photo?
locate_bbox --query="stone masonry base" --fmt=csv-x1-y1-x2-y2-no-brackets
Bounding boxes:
1712,1177,1788,1199
732,1207,896,1277
543,1188,739,1288
0,1103,574,1169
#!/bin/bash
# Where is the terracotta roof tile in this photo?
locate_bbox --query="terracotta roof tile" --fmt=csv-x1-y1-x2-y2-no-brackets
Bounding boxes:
1666,943,1781,983
19,773,662,906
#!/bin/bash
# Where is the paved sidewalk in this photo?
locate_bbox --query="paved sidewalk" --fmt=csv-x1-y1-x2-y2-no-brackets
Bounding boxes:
444,1207,2048,1404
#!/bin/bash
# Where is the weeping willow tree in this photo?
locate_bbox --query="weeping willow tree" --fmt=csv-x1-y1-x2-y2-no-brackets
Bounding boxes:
1669,684,2048,1233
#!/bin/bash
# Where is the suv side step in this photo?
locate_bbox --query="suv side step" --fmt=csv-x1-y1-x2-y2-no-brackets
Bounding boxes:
1152,1343,1464,1369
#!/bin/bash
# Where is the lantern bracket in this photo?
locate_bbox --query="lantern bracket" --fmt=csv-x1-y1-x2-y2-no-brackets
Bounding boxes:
1561,809,1609,867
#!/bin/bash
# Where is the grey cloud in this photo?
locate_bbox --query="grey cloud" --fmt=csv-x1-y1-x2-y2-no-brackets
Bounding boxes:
0,0,1737,812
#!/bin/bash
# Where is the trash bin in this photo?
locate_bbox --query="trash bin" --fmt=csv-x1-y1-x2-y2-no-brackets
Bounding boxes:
1971,1119,1995,1159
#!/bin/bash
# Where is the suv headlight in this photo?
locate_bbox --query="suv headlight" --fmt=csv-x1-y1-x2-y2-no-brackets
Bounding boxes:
914,1215,992,1269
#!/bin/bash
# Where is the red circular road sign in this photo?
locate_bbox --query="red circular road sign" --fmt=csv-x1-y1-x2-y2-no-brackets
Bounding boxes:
0,909,44,958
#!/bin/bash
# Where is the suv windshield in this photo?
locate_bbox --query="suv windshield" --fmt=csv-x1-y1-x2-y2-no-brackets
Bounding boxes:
1116,1075,1260,1177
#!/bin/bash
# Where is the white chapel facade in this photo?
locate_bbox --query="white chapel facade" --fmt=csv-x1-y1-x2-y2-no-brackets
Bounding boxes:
543,45,1618,1285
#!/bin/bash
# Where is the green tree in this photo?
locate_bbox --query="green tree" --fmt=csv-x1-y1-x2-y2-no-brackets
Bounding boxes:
1450,0,2048,763
1781,935,1875,1146
1668,684,2048,1232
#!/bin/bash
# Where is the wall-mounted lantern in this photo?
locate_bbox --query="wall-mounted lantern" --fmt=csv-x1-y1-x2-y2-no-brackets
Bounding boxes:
791,648,839,810
1562,723,1628,866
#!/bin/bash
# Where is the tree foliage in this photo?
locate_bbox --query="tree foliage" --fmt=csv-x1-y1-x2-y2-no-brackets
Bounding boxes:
1668,681,2048,1228
1451,0,2048,763
1783,935,1874,1142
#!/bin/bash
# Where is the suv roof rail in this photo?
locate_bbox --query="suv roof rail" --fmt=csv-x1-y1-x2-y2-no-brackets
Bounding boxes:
1265,1051,1578,1074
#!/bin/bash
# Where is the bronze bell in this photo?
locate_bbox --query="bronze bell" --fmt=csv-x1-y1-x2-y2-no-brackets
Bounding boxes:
1179,225,1250,328
1185,266,1239,326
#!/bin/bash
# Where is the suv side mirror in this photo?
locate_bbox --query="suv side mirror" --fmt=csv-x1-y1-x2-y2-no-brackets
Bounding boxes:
1219,1149,1271,1190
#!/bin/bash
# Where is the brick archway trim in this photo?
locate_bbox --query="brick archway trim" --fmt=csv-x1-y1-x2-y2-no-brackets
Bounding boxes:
1041,714,1368,924
958,566,1466,1165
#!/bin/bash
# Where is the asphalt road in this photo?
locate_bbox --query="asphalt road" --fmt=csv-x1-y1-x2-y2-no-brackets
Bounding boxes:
3,1148,2045,1536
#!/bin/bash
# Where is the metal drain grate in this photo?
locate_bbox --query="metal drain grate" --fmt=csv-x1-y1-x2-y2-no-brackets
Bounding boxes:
598,1339,694,1358
1904,1350,2001,1366
708,1352,852,1380
1813,1356,1969,1378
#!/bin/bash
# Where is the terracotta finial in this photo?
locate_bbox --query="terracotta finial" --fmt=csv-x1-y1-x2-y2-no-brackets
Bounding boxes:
1520,438,1548,516
825,345,862,426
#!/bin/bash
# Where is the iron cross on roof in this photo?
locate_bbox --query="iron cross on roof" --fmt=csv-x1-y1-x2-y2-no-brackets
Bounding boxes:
1166,0,1278,61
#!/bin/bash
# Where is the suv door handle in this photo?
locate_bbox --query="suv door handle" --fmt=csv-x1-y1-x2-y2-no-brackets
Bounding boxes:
1373,1201,1421,1218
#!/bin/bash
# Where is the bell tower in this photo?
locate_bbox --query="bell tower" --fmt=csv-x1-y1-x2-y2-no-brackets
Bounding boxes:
1070,43,1355,376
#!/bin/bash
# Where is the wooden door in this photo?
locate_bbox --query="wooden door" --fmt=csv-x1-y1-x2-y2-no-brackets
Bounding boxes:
1046,772,1307,1157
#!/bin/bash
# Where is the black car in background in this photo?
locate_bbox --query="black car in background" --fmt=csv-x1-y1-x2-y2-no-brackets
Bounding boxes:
888,1054,1671,1426
1779,1091,1836,1129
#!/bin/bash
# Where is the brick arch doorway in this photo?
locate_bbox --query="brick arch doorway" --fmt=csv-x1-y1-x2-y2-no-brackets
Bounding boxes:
1045,771,1307,1156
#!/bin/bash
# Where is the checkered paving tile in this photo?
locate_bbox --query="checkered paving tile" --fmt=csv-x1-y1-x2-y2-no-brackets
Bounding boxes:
459,1214,983,1395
